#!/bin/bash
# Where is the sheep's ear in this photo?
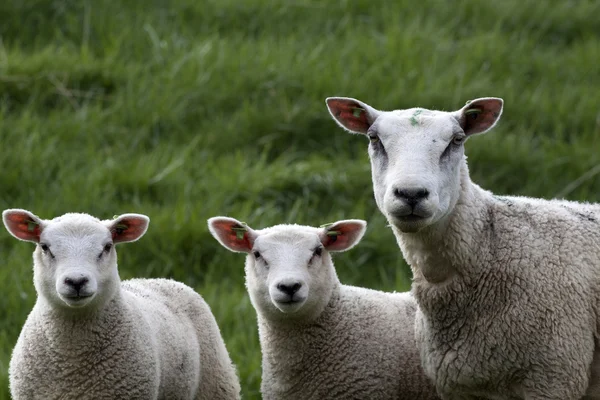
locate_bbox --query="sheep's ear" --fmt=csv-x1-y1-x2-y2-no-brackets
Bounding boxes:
454,97,503,136
107,214,149,244
319,220,366,252
326,97,381,134
2,209,45,243
208,217,257,253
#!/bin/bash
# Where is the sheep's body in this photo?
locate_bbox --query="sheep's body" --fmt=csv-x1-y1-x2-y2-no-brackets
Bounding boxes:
260,284,438,399
5,211,240,400
325,96,600,399
11,279,241,400
208,217,438,400
404,167,600,399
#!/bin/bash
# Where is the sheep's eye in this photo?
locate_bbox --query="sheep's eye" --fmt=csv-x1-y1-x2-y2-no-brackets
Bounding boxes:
313,247,323,257
452,135,465,145
104,243,113,252
253,251,261,259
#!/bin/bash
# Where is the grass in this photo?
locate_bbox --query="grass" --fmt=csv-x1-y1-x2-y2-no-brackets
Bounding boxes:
0,0,599,398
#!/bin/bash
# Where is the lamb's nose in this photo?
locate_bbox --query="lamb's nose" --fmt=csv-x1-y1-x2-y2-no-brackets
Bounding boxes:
64,277,89,293
277,282,302,296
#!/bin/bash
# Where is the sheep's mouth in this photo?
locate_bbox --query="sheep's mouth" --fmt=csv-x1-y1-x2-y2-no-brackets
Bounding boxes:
59,292,96,307
64,294,93,300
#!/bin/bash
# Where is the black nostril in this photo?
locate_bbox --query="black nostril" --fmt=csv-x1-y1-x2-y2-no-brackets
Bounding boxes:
64,277,89,293
277,283,302,296
394,188,429,206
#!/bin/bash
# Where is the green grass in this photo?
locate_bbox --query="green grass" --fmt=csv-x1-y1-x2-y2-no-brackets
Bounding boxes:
0,0,599,398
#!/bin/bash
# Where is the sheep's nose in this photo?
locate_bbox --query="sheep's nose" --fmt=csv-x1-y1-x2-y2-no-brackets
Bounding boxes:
393,187,429,207
64,277,89,293
277,282,302,296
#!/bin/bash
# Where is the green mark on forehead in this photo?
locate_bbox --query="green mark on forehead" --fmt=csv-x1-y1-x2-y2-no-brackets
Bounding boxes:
410,109,423,126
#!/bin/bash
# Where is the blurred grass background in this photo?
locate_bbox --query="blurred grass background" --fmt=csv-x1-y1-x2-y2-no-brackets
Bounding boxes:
0,0,599,398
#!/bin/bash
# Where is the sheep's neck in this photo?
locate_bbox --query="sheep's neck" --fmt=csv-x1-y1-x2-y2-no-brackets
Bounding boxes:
34,291,129,348
394,164,491,285
258,283,343,367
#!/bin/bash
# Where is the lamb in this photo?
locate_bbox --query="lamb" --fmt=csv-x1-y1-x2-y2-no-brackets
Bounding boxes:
208,216,439,399
326,96,600,399
3,209,241,400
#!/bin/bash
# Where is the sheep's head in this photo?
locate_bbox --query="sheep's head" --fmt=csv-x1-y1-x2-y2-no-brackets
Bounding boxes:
326,97,503,233
208,217,366,323
3,209,149,312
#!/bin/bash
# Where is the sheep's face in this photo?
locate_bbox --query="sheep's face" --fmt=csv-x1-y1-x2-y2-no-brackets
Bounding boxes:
327,97,503,233
3,210,149,313
208,218,366,323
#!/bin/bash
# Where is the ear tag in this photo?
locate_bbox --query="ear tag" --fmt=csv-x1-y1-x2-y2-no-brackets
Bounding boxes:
465,108,481,119
465,100,472,105
319,222,334,228
326,230,340,243
27,220,38,232
115,223,128,234
231,224,247,240
352,108,363,118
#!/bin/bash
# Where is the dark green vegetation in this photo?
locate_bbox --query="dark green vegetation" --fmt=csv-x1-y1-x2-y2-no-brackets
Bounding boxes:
0,0,599,398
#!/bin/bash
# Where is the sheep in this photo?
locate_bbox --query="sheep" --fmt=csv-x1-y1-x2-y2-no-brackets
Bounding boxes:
326,96,600,399
3,209,241,400
208,216,439,399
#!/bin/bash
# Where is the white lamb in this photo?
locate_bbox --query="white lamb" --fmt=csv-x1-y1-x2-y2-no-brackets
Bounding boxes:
3,209,241,400
208,216,439,399
326,96,600,399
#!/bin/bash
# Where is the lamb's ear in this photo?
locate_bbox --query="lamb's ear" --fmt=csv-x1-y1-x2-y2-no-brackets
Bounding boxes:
319,220,367,252
2,209,45,243
454,97,503,136
107,214,149,244
326,97,381,134
208,217,257,253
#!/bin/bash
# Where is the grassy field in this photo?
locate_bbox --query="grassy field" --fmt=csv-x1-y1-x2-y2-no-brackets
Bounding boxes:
0,0,599,398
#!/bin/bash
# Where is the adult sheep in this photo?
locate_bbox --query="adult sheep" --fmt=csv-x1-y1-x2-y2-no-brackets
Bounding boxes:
4,209,241,400
208,217,439,400
326,97,600,399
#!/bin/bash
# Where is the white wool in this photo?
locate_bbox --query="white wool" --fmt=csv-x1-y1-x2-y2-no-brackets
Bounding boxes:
4,210,240,400
209,217,438,399
327,96,600,399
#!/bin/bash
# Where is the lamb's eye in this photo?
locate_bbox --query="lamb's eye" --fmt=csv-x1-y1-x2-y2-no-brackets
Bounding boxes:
253,251,261,259
314,247,323,257
104,243,113,252
368,133,379,143
40,243,49,252
452,136,465,145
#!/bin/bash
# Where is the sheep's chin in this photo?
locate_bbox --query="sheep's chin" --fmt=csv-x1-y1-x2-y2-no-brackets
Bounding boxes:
272,299,307,314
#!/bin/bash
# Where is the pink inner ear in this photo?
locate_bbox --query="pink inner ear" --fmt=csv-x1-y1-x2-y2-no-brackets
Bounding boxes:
327,99,370,132
462,99,503,135
211,220,253,252
112,218,146,242
5,213,41,242
321,223,362,252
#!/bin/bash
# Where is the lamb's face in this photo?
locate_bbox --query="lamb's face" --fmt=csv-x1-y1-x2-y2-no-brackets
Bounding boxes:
34,214,117,309
245,228,336,321
3,209,149,312
327,97,503,233
208,217,367,323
